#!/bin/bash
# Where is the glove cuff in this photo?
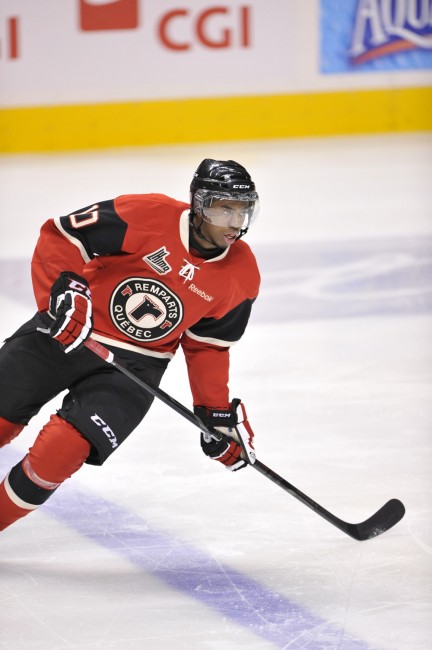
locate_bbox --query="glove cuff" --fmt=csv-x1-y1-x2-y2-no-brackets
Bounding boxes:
194,404,238,430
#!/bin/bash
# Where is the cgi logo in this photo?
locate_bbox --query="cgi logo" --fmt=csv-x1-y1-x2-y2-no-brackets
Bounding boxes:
78,1,251,50
79,0,139,31
158,7,251,50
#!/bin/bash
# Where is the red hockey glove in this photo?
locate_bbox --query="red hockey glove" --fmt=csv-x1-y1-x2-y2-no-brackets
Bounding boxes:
194,398,256,471
49,271,93,353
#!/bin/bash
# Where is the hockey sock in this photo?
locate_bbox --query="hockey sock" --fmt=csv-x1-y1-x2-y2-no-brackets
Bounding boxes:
0,415,91,531
0,417,24,447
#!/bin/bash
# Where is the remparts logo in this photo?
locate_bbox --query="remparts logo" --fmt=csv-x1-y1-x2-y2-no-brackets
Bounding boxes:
110,277,183,342
79,0,139,32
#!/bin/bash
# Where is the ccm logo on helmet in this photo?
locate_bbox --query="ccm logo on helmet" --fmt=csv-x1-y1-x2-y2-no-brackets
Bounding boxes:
233,184,250,189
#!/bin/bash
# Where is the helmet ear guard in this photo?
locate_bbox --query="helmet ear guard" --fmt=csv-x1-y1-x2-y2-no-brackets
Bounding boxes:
190,159,259,239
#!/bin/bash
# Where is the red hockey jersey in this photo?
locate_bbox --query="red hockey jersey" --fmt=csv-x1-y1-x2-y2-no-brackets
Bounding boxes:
31,194,260,408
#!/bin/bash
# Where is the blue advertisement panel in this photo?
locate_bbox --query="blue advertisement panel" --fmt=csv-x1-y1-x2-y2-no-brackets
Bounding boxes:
320,0,432,73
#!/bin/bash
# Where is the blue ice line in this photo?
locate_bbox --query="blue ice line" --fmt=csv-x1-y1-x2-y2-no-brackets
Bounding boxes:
1,447,373,650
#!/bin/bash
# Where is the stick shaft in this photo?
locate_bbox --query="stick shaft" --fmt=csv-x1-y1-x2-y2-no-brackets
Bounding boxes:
84,338,208,430
83,337,404,541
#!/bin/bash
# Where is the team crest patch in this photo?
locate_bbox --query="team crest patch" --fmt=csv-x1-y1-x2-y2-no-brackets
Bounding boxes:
110,278,183,342
143,247,172,275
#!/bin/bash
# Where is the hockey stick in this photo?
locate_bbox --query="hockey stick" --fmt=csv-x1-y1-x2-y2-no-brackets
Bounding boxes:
80,337,405,541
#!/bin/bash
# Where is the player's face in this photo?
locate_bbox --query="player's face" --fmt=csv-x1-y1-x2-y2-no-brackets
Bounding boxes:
197,199,246,249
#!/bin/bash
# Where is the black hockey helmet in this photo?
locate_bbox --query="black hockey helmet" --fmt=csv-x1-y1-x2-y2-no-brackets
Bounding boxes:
190,159,259,239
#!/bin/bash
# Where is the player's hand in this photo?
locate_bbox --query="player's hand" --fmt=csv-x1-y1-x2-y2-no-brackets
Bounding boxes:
194,398,256,471
49,271,93,353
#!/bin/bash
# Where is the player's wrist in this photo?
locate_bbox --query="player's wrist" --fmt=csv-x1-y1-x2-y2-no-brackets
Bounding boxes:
194,404,238,430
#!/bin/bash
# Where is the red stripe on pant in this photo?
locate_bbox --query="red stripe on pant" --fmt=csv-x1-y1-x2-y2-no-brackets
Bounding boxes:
0,415,91,531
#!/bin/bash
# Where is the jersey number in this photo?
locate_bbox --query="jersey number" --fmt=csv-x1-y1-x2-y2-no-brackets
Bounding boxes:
69,204,100,229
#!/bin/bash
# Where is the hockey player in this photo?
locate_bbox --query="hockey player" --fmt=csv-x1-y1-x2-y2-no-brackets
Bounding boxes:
0,159,260,532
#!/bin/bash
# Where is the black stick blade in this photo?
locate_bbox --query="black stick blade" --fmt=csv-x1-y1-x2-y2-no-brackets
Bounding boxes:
253,461,405,541
346,498,406,541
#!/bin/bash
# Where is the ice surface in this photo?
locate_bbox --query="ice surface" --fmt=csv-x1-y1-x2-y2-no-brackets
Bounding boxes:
0,133,431,649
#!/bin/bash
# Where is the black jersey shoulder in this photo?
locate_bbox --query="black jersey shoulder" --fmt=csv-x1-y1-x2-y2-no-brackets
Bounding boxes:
57,199,127,259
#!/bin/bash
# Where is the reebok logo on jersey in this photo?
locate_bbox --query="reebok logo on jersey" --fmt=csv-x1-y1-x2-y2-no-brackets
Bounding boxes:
188,283,214,302
110,277,184,342
143,247,172,275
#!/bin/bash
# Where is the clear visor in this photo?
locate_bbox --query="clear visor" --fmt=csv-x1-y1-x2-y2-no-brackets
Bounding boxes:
193,189,259,230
